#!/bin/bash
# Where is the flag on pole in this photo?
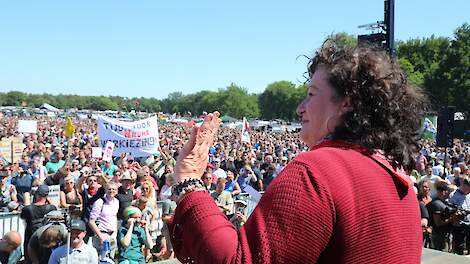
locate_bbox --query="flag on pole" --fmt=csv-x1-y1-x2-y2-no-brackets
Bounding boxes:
241,117,250,143
64,117,75,138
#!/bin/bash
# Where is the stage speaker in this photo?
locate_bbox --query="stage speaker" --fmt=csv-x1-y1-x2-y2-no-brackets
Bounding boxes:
436,106,455,147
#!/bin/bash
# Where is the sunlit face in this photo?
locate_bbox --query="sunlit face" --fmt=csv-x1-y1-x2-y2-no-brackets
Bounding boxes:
86,176,97,186
296,66,345,148
106,185,118,197
129,213,142,224
227,171,235,182
422,183,430,195
121,179,133,190
203,174,212,183
142,184,152,196
65,179,74,190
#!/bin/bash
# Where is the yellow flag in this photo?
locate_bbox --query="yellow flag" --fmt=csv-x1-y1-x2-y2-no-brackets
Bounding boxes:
64,117,75,138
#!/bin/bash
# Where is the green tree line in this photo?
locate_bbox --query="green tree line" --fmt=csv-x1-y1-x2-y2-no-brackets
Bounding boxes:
1,23,469,120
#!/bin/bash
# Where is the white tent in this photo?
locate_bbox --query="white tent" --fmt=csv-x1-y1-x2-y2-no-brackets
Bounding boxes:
40,103,60,112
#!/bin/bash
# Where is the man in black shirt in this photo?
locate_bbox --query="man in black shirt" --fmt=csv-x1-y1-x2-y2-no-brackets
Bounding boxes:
116,172,135,221
428,181,455,251
20,185,57,263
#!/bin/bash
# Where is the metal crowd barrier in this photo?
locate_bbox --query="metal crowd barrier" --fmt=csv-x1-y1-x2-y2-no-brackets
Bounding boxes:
0,212,25,248
237,192,262,217
0,192,261,250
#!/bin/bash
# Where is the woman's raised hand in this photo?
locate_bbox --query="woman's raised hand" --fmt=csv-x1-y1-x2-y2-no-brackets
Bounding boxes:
174,111,221,182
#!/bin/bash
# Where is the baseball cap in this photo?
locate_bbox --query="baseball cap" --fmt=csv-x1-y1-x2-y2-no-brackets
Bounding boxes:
70,219,86,231
235,200,247,206
36,185,50,196
120,171,134,181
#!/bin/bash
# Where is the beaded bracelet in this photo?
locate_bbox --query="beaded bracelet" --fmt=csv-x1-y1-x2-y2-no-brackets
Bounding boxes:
171,178,206,201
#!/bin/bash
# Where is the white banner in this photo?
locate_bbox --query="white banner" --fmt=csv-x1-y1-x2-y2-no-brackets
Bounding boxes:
17,120,37,134
97,116,160,157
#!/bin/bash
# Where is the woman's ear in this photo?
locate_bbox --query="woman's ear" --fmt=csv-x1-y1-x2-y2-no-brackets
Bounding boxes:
339,96,353,115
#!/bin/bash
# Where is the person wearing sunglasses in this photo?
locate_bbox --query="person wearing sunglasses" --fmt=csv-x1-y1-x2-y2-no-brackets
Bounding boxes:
79,173,106,243
59,176,83,219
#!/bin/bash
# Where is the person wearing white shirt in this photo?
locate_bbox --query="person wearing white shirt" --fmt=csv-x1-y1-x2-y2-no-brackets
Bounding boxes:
446,167,461,185
212,159,227,181
48,219,98,264
432,160,444,177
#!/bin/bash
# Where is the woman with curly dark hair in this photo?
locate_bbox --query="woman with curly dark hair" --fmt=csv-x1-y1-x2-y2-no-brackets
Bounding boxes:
168,39,426,264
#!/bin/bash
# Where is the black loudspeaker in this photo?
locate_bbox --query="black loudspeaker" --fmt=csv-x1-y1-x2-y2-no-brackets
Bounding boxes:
436,106,455,147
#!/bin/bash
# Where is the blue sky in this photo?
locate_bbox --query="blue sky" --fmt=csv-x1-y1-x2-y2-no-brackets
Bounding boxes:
0,1,468,99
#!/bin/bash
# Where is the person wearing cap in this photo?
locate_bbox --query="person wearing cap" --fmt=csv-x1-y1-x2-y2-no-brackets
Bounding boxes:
448,175,470,255
230,199,248,230
211,158,226,185
20,184,57,262
428,181,455,251
0,231,22,264
117,206,153,264
48,219,99,264
116,171,138,223
10,163,34,206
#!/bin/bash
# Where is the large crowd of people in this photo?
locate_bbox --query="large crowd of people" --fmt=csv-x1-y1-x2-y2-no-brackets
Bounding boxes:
0,115,308,263
1,111,470,262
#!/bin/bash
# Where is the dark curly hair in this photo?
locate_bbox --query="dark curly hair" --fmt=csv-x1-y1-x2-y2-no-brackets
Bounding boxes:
308,39,428,169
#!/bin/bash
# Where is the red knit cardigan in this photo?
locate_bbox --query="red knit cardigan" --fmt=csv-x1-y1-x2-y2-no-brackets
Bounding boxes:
169,140,422,263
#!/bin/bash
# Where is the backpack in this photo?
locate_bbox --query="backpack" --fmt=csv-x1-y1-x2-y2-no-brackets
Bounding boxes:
27,204,56,235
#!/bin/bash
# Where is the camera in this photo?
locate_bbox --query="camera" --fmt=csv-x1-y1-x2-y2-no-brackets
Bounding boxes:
443,203,470,220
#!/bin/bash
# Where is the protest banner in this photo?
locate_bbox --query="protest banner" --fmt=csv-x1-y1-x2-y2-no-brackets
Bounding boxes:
48,185,61,208
102,141,115,162
97,116,160,157
0,137,24,163
17,120,37,134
